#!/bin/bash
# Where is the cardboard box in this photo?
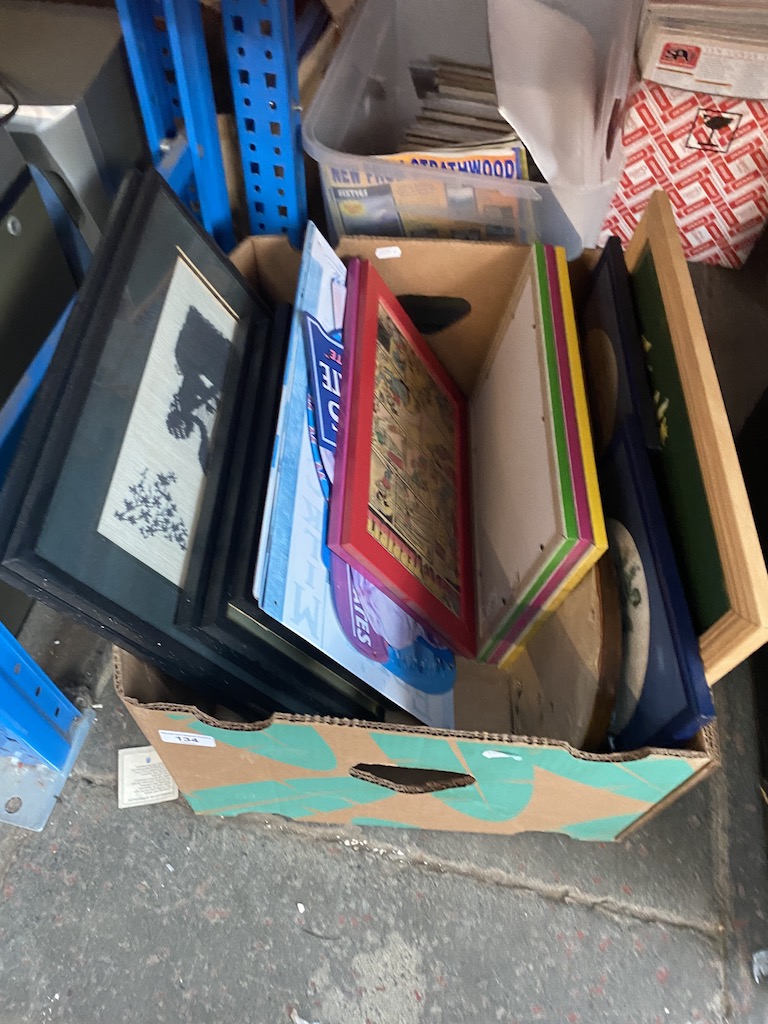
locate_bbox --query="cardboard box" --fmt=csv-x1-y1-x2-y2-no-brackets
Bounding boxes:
600,81,768,268
114,212,748,841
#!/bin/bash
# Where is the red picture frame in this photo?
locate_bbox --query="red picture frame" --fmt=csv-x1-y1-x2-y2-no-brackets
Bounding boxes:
328,259,476,657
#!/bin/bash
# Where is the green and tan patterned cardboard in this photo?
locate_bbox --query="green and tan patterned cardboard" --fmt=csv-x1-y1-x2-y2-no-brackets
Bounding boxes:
115,650,713,841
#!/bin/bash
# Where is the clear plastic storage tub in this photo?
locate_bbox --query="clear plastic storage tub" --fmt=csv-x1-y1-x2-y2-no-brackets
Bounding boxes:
303,0,614,257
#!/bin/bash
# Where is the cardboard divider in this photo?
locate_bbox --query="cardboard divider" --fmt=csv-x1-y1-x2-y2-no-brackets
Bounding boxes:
335,238,531,396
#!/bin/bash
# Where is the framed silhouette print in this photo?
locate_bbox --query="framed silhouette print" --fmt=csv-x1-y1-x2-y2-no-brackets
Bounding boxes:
97,250,238,585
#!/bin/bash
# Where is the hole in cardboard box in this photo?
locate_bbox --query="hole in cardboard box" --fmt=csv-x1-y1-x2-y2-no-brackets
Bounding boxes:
349,763,475,794
396,295,471,336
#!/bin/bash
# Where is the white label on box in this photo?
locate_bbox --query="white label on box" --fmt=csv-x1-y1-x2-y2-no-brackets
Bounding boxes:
158,729,216,747
118,746,179,809
374,245,402,260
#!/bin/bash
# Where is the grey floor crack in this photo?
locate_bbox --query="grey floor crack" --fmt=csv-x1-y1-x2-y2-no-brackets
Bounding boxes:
204,813,726,939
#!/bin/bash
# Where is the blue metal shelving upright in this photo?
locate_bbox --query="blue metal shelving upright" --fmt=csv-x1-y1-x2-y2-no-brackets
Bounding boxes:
0,621,93,831
117,0,307,250
221,0,307,245
116,0,235,251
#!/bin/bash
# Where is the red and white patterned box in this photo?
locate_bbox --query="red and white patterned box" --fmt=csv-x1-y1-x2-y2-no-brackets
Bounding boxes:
599,81,768,267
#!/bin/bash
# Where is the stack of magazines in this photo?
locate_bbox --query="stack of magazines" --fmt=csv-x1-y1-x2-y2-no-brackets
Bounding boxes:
377,58,534,183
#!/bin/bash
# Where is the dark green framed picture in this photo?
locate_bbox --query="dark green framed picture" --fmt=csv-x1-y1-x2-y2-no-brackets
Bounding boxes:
625,191,768,684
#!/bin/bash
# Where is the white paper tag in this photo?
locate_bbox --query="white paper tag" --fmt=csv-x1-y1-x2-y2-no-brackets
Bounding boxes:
374,245,402,260
118,746,179,809
158,729,216,748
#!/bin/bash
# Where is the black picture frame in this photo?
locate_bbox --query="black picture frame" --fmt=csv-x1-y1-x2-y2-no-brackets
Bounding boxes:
177,303,389,721
0,170,369,718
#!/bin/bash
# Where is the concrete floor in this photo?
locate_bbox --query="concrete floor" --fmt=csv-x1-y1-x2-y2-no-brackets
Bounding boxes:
1,236,768,1023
